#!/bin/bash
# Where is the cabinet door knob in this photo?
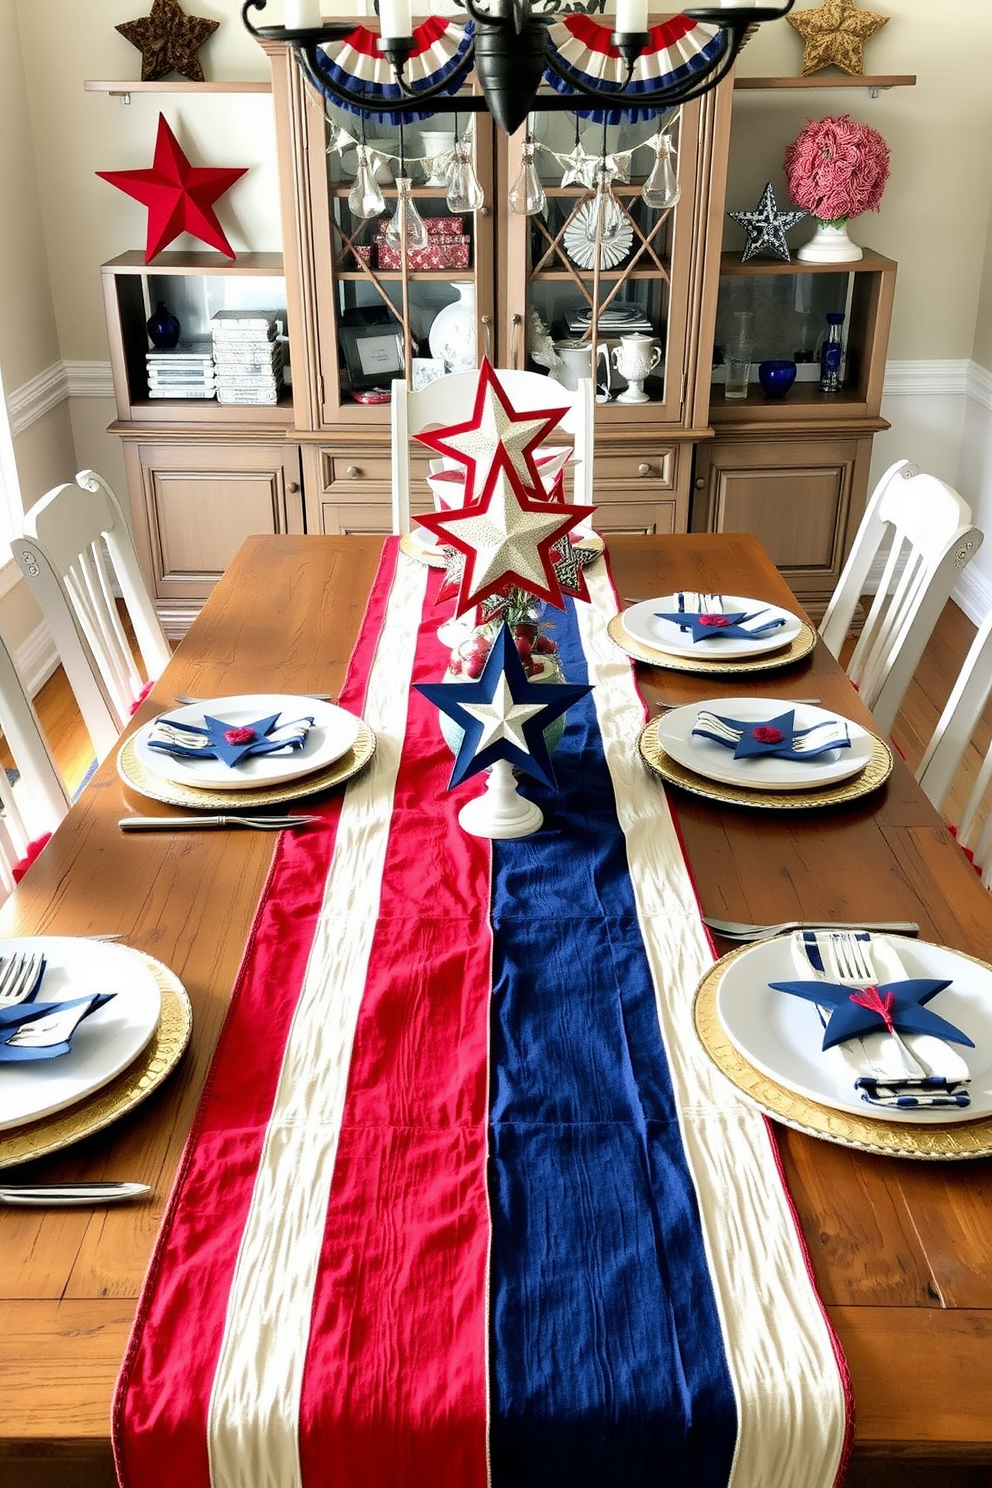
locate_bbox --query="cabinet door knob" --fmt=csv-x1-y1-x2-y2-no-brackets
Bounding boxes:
288,481,300,493
346,465,361,479
638,462,652,477
694,476,705,489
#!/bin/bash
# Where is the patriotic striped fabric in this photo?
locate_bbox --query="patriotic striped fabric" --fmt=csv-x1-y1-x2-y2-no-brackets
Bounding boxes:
114,541,851,1488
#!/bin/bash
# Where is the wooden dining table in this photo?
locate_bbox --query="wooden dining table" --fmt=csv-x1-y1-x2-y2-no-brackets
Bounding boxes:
3,531,992,1488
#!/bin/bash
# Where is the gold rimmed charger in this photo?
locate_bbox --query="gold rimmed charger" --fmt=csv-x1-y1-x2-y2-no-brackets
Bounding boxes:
607,612,817,674
638,716,892,809
117,720,376,810
399,533,446,568
0,954,192,1168
693,946,992,1160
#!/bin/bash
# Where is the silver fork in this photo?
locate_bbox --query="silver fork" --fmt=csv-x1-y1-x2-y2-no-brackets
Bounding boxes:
810,930,926,1079
119,815,323,832
0,951,46,1007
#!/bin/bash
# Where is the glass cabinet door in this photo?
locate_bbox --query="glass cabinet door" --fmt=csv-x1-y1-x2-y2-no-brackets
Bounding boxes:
500,97,704,423
304,100,496,425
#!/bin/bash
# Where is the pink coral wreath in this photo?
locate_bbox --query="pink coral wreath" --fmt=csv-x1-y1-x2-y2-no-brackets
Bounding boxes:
784,114,890,225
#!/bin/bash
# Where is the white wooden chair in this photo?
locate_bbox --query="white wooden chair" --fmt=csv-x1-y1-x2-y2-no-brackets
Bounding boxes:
14,470,171,762
0,630,70,899
916,607,992,886
390,368,595,536
819,459,983,735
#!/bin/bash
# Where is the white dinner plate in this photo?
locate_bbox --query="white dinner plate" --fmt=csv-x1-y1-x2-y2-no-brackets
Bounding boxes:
716,935,992,1124
622,593,802,660
0,938,162,1131
133,694,361,792
655,697,873,792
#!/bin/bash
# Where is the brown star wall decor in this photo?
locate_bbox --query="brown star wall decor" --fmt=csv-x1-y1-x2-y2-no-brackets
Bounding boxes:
116,0,219,83
787,0,889,77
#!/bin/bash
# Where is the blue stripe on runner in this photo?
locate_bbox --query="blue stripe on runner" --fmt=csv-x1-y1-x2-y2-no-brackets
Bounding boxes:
487,601,738,1488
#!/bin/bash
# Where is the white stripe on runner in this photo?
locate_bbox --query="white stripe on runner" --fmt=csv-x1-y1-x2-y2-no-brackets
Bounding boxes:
576,568,847,1488
206,552,429,1488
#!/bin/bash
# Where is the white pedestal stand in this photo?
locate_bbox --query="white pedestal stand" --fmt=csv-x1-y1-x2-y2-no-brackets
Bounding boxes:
458,759,543,839
797,221,863,263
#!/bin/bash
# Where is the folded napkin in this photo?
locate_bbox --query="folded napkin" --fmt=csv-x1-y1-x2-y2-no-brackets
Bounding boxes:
770,930,972,1109
691,708,851,762
0,993,115,1063
148,710,314,769
655,592,786,644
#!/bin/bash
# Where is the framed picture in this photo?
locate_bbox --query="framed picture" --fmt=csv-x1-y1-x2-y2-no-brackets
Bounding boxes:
412,356,446,391
339,325,405,390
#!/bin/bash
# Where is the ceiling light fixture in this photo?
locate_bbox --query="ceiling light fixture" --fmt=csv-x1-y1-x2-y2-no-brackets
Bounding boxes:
242,2,796,137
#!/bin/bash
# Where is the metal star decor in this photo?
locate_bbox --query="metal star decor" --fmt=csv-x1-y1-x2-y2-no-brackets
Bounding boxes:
415,358,566,502
769,975,973,1052
728,182,806,263
416,623,591,789
116,0,219,83
416,455,595,615
787,0,889,77
97,114,247,262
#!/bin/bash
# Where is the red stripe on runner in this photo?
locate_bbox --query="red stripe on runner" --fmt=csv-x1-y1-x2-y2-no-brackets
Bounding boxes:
299,565,491,1487
113,541,402,1488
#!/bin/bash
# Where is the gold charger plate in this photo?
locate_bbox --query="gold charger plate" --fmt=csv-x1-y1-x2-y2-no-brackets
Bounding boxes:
607,612,816,675
117,720,376,810
0,953,192,1168
637,716,892,809
399,532,446,568
694,945,992,1159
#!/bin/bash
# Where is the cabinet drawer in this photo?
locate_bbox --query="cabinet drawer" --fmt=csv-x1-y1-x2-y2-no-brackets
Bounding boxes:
594,450,676,488
322,451,433,490
594,502,677,536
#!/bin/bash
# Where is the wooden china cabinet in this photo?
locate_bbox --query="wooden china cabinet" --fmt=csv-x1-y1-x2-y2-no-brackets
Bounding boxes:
94,37,906,633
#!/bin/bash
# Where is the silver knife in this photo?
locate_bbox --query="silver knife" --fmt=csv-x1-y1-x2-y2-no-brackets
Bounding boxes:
0,1181,151,1206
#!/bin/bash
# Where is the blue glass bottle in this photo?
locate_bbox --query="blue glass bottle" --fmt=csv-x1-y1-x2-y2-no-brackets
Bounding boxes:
819,312,845,393
146,301,181,350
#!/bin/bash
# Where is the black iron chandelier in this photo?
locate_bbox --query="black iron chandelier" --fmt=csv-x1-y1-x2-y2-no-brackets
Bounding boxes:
242,1,796,136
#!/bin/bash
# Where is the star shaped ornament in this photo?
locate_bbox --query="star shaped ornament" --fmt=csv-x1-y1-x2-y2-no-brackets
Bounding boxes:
787,0,889,77
416,623,592,789
416,359,566,503
97,114,247,262
116,0,219,83
416,454,595,615
558,142,599,190
728,182,806,263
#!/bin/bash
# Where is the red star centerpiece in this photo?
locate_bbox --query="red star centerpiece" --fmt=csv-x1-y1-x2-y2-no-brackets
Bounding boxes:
97,114,247,262
415,358,568,502
416,452,595,615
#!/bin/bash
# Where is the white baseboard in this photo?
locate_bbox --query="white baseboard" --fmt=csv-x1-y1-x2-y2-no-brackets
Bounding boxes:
952,562,992,629
17,621,59,700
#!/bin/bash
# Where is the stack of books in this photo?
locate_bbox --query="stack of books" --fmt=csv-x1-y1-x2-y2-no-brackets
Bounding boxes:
146,341,215,400
210,310,285,405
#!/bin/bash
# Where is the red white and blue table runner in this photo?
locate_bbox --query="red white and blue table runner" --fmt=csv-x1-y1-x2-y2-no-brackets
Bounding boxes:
114,541,851,1488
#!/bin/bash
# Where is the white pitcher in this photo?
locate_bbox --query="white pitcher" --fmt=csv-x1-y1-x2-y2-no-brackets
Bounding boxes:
611,333,662,404
553,339,611,395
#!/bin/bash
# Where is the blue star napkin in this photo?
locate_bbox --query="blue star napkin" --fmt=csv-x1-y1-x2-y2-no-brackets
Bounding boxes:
691,709,851,761
0,993,116,1062
768,974,974,1051
148,711,314,769
654,607,786,644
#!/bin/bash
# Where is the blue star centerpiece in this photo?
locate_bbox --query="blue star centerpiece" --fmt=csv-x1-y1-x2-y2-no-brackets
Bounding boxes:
728,181,807,263
416,623,592,790
691,708,852,762
653,607,787,644
769,976,975,1052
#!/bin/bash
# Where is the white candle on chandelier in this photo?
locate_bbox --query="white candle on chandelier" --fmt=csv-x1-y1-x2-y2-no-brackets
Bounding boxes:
284,0,322,28
615,0,648,33
379,0,412,39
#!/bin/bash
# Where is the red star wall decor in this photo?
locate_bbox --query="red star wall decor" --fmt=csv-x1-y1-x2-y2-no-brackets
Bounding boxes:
116,0,219,84
97,115,247,262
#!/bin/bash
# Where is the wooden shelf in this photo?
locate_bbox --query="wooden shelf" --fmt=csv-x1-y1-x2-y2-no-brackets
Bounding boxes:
85,79,270,93
719,248,896,277
735,74,916,90
104,250,285,275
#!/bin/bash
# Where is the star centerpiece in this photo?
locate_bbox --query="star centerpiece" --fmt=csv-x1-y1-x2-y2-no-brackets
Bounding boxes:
417,623,591,789
728,182,806,263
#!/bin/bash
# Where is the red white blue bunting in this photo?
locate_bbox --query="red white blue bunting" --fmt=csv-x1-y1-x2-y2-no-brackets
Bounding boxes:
311,17,474,123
